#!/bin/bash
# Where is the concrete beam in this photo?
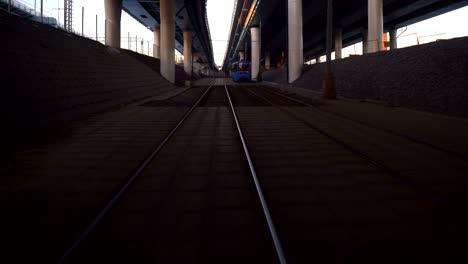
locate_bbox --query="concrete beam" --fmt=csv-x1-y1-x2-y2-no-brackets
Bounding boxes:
251,27,261,81
160,0,176,84
104,0,122,48
288,0,303,83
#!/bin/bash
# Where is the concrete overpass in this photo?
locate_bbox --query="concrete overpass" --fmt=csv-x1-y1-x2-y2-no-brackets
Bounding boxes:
105,0,215,83
223,0,468,83
2,3,468,262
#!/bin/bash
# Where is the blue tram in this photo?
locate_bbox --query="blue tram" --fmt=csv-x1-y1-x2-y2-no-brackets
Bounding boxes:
230,61,251,82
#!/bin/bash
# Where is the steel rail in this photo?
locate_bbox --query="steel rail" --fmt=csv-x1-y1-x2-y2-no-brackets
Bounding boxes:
223,82,287,264
58,82,217,263
243,86,468,220
259,86,468,162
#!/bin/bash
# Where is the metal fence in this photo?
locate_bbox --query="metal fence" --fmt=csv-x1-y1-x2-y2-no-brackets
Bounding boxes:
0,0,158,58
1,0,83,36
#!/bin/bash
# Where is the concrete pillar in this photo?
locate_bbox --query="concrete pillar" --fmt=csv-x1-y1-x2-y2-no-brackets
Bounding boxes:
390,28,398,50
334,28,343,59
316,56,320,63
192,53,200,75
183,31,192,76
251,27,261,81
193,63,199,75
104,0,122,48
239,52,245,61
193,53,200,62
368,0,384,53
153,28,160,59
265,51,271,70
288,0,303,83
362,29,368,54
201,63,208,75
160,0,175,83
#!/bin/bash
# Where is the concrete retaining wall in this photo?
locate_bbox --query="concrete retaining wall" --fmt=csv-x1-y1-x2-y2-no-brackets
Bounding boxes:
122,49,198,85
0,10,175,141
263,36,468,116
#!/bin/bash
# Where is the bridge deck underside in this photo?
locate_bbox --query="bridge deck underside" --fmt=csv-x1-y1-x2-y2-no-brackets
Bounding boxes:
233,0,468,63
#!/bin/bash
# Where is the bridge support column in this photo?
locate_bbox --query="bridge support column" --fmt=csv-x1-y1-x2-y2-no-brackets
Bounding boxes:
104,0,122,48
265,51,271,70
251,27,261,81
390,28,398,50
193,53,200,76
362,29,368,54
200,63,208,76
153,28,160,59
239,52,245,61
334,28,343,59
183,31,192,77
160,0,175,83
368,0,384,53
288,0,303,83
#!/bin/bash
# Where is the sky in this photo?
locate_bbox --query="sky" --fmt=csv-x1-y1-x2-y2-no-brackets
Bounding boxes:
20,0,183,59
335,5,468,61
206,0,236,67
16,0,468,66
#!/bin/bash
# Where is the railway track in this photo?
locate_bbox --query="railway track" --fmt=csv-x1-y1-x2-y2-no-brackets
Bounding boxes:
59,80,286,263
242,86,468,218
259,86,468,161
230,84,467,262
224,82,287,264
59,81,217,262
57,80,467,263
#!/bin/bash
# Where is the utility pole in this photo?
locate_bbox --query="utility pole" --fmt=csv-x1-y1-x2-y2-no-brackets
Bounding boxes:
141,38,144,55
41,0,43,23
323,0,336,99
57,0,60,24
64,0,67,29
82,6,84,36
104,19,107,43
64,0,73,31
147,41,149,56
135,35,137,52
95,14,98,41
